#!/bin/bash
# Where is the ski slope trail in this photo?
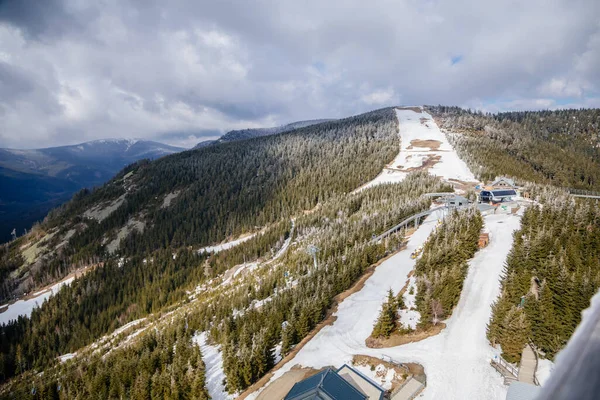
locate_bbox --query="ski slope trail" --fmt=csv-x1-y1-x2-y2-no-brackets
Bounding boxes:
252,213,518,400
362,107,476,190
249,107,516,399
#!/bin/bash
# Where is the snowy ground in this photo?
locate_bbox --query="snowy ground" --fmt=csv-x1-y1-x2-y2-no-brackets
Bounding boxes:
361,108,476,190
398,275,420,330
0,277,74,325
192,332,235,400
249,213,519,400
244,107,521,399
198,233,257,254
353,363,397,391
536,358,555,386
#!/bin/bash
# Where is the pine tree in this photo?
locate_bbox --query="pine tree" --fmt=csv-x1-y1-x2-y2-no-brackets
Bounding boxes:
372,289,398,338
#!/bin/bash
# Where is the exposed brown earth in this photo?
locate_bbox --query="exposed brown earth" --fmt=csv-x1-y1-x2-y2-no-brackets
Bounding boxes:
397,270,415,297
402,154,442,172
407,139,442,151
366,322,447,348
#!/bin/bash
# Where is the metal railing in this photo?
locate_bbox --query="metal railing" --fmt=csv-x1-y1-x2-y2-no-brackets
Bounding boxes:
491,355,519,378
528,340,541,386
566,188,600,199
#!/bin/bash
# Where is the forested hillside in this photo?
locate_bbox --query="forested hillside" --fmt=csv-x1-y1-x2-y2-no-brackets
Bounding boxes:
0,140,183,244
0,108,411,390
414,208,483,329
487,189,600,362
428,106,600,190
0,172,451,397
428,106,600,363
0,108,398,303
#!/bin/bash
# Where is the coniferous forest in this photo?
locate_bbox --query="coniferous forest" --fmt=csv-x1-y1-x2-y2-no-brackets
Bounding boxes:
1,105,600,398
1,172,449,397
414,208,483,329
487,194,600,362
428,106,600,190
371,208,483,338
0,108,399,303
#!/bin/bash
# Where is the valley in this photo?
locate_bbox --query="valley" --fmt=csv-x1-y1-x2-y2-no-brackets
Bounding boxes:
0,139,184,244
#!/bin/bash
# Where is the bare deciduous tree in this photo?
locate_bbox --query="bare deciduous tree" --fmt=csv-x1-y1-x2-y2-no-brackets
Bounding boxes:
431,299,444,325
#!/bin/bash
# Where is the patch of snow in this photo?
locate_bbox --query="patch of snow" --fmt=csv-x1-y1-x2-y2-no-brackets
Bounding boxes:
274,342,283,364
270,220,295,261
251,296,273,310
252,212,520,400
399,309,421,331
198,233,257,255
398,275,420,330
58,352,76,363
111,318,146,338
536,358,555,386
192,332,235,400
0,277,75,325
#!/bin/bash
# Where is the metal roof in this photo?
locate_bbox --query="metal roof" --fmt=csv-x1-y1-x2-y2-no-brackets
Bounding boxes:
284,368,368,400
506,382,541,400
491,189,517,197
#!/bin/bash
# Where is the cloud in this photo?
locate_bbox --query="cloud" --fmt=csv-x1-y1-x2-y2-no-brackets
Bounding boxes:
538,78,584,98
0,0,598,148
361,88,398,105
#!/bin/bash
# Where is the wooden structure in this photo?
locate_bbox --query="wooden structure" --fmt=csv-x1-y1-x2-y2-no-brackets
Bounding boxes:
490,344,540,387
478,232,490,248
491,355,519,385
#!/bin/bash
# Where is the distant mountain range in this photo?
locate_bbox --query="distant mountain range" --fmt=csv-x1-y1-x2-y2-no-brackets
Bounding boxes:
0,139,184,243
194,119,335,148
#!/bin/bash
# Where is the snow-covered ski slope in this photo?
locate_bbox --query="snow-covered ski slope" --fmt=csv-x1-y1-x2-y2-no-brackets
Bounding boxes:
362,107,476,189
251,212,518,400
248,107,517,400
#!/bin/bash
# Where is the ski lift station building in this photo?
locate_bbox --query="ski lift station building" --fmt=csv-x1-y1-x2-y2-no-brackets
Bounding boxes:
479,189,518,203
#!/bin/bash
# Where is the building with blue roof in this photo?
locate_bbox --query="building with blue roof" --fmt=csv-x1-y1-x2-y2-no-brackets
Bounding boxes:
284,364,385,400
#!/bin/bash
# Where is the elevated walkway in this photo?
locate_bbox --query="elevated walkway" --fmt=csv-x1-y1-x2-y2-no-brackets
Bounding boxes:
372,206,446,242
518,344,537,384
567,188,600,199
491,356,519,385
491,344,540,386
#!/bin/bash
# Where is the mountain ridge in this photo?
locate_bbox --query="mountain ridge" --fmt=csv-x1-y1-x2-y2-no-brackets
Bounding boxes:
193,118,335,148
0,139,185,243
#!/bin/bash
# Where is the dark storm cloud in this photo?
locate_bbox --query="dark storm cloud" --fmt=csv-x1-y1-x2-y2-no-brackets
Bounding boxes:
0,61,34,98
0,0,598,149
0,0,83,39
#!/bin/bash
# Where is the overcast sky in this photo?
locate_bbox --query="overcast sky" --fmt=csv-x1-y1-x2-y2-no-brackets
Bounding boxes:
1,0,599,149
